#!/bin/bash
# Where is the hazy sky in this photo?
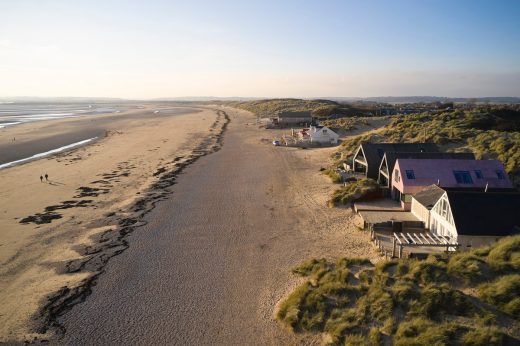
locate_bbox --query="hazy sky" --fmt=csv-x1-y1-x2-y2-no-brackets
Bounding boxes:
1,0,519,98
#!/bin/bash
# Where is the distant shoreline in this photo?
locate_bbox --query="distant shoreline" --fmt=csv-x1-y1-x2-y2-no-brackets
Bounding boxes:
0,106,199,165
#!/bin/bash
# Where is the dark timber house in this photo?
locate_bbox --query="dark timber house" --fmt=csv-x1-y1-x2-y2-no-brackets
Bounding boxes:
378,152,475,189
429,190,520,248
352,142,439,180
272,111,313,128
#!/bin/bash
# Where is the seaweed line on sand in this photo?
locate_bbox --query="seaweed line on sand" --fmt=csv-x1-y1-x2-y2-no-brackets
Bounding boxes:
32,109,230,341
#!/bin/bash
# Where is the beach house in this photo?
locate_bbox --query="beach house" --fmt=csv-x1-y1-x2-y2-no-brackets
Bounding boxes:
352,142,439,180
272,111,312,128
298,125,339,145
429,190,520,248
391,158,513,210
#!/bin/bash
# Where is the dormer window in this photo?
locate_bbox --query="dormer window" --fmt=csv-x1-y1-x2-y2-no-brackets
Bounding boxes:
405,170,415,179
453,170,473,184
496,170,506,180
474,170,483,179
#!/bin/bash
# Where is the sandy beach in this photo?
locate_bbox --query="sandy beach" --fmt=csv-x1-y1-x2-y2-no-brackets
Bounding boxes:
0,105,379,344
0,105,225,342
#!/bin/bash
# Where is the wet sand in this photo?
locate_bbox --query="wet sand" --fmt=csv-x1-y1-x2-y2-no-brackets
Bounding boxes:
57,107,377,345
0,106,197,164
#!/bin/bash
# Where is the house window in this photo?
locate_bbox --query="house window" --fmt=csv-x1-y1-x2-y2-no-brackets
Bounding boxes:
453,170,473,184
474,170,483,179
405,170,415,179
323,129,327,134
394,169,400,183
496,170,506,180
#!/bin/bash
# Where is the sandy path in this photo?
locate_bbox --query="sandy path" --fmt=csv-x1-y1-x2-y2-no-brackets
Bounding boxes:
0,106,221,343
58,107,377,345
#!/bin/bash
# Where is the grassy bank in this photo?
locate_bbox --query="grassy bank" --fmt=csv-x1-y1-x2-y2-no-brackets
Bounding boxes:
277,236,520,345
226,98,368,119
327,178,380,207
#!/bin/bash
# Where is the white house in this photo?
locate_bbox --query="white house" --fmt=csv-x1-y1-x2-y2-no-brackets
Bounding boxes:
410,184,445,227
429,190,520,249
305,125,339,145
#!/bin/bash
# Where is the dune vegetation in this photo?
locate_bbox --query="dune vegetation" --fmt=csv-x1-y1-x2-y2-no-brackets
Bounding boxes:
277,236,520,345
327,178,381,208
226,98,368,119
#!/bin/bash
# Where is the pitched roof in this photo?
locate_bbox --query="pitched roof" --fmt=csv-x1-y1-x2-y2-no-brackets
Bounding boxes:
360,142,439,179
395,159,513,190
383,152,475,178
412,184,445,209
447,191,520,236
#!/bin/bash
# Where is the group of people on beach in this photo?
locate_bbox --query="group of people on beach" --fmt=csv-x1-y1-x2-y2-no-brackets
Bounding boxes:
40,173,49,182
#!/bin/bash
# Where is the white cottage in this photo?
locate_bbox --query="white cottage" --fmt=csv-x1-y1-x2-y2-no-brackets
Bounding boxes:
300,125,339,145
429,190,520,249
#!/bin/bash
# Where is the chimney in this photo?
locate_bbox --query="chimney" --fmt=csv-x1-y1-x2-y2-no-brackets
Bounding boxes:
485,182,489,192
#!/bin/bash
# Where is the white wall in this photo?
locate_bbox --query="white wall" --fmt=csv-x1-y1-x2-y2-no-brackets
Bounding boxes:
429,194,458,240
411,198,429,228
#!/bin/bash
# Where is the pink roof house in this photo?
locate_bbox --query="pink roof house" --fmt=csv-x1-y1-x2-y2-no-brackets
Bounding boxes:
391,159,512,210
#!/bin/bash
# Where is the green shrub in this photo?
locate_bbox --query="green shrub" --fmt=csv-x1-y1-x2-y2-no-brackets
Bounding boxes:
461,326,505,346
292,258,328,277
356,285,394,323
477,274,520,318
406,260,448,285
447,253,488,283
393,318,459,346
343,334,369,346
409,284,473,319
322,168,342,183
277,283,310,328
486,236,520,272
391,279,420,307
277,239,520,343
328,178,380,207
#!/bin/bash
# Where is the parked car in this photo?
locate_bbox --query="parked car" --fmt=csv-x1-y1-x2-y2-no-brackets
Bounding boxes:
272,140,280,146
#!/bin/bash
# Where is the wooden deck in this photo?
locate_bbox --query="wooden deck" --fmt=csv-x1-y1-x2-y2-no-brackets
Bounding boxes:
371,230,459,258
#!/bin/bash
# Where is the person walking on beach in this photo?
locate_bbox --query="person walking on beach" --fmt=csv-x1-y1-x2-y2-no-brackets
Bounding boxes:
45,173,49,181
40,175,43,182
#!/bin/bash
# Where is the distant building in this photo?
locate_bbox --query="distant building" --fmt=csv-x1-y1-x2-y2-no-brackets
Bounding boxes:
272,111,312,128
429,190,520,248
378,152,475,189
298,125,339,145
391,158,513,210
352,142,439,180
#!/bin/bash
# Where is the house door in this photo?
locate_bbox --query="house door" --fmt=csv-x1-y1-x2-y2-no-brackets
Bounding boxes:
392,187,401,201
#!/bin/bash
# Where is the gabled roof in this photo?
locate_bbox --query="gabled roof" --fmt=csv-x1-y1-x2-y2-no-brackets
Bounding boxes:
412,184,445,209
358,142,439,179
446,191,520,236
383,152,475,177
395,159,513,190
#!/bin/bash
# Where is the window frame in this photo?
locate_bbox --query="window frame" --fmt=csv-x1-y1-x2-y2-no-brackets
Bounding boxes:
496,170,506,180
405,170,416,179
453,170,473,184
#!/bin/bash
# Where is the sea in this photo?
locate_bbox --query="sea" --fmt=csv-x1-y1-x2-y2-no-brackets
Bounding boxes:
0,102,129,128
